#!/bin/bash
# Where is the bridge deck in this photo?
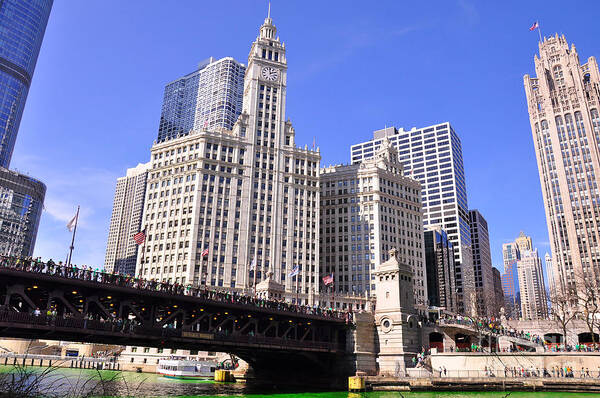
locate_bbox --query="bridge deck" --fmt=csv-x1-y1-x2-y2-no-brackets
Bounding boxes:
0,266,350,357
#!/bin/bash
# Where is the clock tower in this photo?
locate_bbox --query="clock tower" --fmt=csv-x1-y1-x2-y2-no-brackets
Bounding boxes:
232,9,321,303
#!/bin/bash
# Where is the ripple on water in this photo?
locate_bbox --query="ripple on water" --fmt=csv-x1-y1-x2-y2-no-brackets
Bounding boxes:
1,367,598,397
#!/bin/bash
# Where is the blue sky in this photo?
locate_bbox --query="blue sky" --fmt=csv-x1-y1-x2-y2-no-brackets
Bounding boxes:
11,1,600,271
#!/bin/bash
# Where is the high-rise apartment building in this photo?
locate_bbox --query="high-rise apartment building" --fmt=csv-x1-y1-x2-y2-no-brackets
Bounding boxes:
319,142,425,308
0,167,45,257
137,12,321,303
514,231,533,253
468,209,495,316
424,227,457,313
517,249,548,320
0,0,53,168
105,163,151,275
501,232,533,319
350,123,474,314
157,57,245,142
492,267,504,317
524,34,600,298
501,259,520,319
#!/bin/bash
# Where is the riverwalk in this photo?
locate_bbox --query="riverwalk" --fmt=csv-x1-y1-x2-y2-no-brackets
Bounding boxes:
0,353,120,371
366,375,600,393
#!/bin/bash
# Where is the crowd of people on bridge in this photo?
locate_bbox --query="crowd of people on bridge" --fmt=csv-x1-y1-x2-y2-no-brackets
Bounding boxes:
0,255,353,323
435,315,600,353
437,315,544,345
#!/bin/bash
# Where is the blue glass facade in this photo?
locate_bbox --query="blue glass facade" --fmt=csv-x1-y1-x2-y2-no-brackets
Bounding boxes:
157,57,245,142
0,0,53,168
0,167,45,257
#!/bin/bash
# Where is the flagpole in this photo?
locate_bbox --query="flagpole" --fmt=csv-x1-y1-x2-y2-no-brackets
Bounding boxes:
331,278,334,308
244,260,248,293
253,261,257,296
139,226,146,278
537,22,542,43
67,205,80,267
295,271,299,305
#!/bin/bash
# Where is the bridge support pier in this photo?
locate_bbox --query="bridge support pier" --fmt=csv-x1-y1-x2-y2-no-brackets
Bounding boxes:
345,312,377,375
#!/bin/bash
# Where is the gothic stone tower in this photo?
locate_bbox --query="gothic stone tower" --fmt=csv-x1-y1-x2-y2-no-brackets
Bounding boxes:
232,10,321,301
373,248,420,375
137,11,320,299
524,34,600,301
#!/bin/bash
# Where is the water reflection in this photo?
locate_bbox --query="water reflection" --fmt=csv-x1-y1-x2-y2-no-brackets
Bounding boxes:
1,367,598,397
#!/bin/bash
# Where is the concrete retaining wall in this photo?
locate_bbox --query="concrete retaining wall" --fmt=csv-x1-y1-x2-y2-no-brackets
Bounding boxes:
431,352,600,377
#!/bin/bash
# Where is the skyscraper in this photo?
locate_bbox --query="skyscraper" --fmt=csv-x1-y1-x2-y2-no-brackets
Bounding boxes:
320,142,426,308
0,0,53,168
105,163,151,275
468,209,495,316
0,167,45,257
350,123,474,314
424,227,457,313
157,57,245,142
514,231,533,253
501,232,533,319
137,11,321,303
517,249,548,320
524,34,600,299
492,267,504,317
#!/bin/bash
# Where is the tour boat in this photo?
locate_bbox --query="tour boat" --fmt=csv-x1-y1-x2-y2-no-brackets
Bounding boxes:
157,358,217,379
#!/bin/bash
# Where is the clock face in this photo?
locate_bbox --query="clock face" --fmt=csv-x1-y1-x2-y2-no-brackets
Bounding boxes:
261,66,279,81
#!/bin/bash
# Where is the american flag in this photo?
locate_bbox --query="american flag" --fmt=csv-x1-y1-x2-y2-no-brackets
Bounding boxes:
288,265,299,277
133,228,146,245
529,21,539,31
201,248,209,257
322,273,334,286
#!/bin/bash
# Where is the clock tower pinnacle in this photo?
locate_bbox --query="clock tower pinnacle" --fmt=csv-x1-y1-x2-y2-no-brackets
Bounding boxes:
260,2,276,40
230,10,321,302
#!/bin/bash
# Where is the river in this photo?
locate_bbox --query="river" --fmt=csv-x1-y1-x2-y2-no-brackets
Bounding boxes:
0,367,598,397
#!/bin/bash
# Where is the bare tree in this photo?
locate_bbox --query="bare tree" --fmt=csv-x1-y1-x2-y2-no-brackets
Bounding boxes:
574,271,600,345
548,288,580,347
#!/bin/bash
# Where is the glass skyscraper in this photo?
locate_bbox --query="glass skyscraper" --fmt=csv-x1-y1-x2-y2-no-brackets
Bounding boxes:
0,0,53,168
157,57,245,142
0,167,45,257
350,122,475,315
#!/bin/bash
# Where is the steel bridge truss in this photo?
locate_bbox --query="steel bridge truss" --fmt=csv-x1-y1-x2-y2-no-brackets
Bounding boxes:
0,268,348,357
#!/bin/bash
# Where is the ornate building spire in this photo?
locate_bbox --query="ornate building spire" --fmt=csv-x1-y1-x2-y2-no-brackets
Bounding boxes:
260,2,277,40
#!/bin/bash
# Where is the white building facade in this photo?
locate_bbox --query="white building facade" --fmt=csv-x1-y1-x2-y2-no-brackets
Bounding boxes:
104,162,151,275
136,13,321,302
350,123,474,314
545,252,556,297
320,142,426,310
517,249,548,320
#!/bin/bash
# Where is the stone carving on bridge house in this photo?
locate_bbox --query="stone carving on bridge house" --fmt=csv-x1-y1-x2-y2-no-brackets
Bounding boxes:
373,248,420,375
255,271,285,300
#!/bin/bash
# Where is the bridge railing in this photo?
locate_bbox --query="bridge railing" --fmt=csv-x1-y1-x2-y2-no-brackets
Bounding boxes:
0,257,352,323
0,353,116,363
437,318,544,346
0,311,341,352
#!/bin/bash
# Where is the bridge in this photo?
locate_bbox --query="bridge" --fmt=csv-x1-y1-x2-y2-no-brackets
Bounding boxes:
430,320,544,352
0,265,354,383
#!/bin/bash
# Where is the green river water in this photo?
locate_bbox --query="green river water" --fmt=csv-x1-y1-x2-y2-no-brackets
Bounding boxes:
0,367,597,397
